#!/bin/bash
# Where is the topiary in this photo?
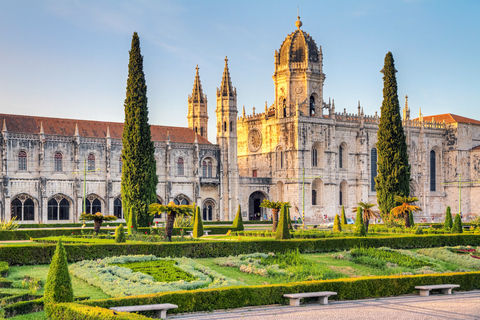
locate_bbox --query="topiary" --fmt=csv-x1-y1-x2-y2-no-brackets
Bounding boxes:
115,224,126,243
44,238,73,318
333,214,342,232
232,205,244,231
193,206,204,238
451,213,463,234
444,206,453,230
341,205,347,225
275,204,291,240
354,206,366,237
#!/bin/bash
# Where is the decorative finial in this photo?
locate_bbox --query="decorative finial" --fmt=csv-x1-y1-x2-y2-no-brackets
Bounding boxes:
195,64,199,72
40,122,44,134
253,107,256,116
295,15,302,29
2,119,6,132
74,123,79,136
265,101,268,113
106,126,110,138
167,130,170,141
405,95,409,108
243,105,246,118
225,56,228,63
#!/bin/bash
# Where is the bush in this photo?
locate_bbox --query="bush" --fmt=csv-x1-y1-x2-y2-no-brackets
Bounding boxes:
452,214,463,234
115,225,126,243
341,205,346,225
275,204,291,240
44,239,74,317
333,214,341,232
409,212,415,227
444,206,453,230
193,206,204,238
0,261,8,277
3,297,43,318
355,207,366,237
50,303,150,319
232,205,244,231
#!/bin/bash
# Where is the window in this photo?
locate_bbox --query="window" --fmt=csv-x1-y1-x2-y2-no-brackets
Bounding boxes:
339,145,343,169
371,148,377,192
230,121,233,132
312,190,317,205
114,198,122,219
203,200,215,221
283,99,287,117
11,197,35,221
224,122,227,132
88,153,95,171
430,150,436,192
311,147,318,167
177,158,184,175
277,147,284,170
202,158,213,178
281,151,284,168
59,198,69,220
18,151,27,171
48,196,69,220
174,196,189,205
310,96,315,116
119,156,123,173
252,170,258,177
339,181,347,206
200,127,204,137
54,152,62,172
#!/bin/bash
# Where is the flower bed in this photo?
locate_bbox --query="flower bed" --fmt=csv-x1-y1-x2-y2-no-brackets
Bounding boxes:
418,246,480,269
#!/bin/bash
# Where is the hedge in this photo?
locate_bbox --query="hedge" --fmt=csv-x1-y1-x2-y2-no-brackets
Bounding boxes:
2,295,92,318
49,303,150,320
81,272,480,314
3,234,480,266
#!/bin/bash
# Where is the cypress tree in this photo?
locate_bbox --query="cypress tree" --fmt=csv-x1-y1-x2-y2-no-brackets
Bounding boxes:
409,211,415,227
44,239,73,317
115,224,126,243
354,206,366,237
193,206,204,238
452,214,463,233
333,214,342,232
375,52,411,222
444,206,453,230
275,204,291,240
341,205,347,225
232,204,244,231
121,32,158,232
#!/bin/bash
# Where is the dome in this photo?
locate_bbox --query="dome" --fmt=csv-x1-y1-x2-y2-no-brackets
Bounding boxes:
278,17,320,66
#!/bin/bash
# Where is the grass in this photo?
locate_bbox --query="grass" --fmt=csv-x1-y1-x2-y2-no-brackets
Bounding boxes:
10,311,47,320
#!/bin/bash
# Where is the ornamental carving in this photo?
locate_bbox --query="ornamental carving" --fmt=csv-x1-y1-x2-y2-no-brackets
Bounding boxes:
248,129,262,152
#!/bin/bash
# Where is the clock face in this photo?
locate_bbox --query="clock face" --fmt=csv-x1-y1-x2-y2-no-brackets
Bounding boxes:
248,129,262,152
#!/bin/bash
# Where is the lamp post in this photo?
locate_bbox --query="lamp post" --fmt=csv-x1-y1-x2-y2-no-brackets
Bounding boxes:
73,159,100,214
442,173,480,215
288,167,322,229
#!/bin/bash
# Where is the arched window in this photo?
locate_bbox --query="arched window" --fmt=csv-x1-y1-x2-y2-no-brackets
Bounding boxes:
59,198,69,220
312,178,322,206
18,151,27,171
339,145,343,169
48,198,58,220
224,122,227,132
230,121,233,132
174,195,189,205
48,196,69,220
88,153,95,171
312,190,317,205
310,96,315,116
283,99,287,117
11,197,35,221
119,156,123,173
203,200,215,221
339,181,347,206
85,196,102,214
371,148,377,192
114,198,122,219
277,147,284,170
54,152,63,172
177,158,184,175
311,147,318,167
430,150,436,192
195,127,198,133
202,158,213,178
200,127,204,137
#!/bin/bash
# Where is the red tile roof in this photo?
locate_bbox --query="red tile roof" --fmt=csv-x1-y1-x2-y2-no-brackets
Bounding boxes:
472,145,480,151
414,113,480,125
0,114,211,144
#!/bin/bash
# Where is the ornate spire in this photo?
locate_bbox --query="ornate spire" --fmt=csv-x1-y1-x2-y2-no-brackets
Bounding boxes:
242,105,246,118
220,56,234,97
192,65,204,103
2,119,6,132
403,95,410,120
39,122,44,134
106,126,110,138
74,123,79,136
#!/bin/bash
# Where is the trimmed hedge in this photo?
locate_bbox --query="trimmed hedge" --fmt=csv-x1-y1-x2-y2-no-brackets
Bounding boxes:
16,221,271,229
3,297,43,318
3,234,480,266
50,303,150,319
0,261,8,277
81,272,480,314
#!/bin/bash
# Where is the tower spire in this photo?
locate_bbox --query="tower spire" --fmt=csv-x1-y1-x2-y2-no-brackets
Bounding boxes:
192,65,204,103
220,56,234,97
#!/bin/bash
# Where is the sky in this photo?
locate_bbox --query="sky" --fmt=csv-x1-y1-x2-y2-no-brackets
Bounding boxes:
1,0,479,143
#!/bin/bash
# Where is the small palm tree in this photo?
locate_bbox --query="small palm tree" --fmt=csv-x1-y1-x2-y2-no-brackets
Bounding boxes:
390,196,422,228
149,202,194,241
351,202,379,233
80,212,117,234
260,200,290,232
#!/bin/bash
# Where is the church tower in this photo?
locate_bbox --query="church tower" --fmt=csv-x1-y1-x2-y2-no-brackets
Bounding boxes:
188,65,208,140
272,16,326,118
216,57,239,220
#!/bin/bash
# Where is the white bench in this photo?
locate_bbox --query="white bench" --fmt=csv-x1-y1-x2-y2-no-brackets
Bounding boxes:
415,284,460,297
186,231,193,237
284,291,337,306
110,303,178,319
204,230,211,235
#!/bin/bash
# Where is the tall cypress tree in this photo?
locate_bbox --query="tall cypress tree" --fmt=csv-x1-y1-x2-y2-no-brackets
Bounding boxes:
121,32,158,231
375,52,410,222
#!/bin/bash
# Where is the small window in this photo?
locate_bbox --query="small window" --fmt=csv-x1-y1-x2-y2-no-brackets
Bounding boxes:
54,152,63,172
88,153,95,171
430,150,436,192
114,198,122,219
310,96,315,116
18,151,27,171
312,189,317,205
224,122,227,132
339,145,343,169
253,170,258,177
200,127,204,137
177,158,184,176
311,147,318,167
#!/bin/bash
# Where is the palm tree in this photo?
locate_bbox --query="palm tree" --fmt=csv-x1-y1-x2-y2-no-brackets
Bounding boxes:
351,202,379,233
390,196,421,228
259,200,290,232
80,212,117,234
149,201,194,241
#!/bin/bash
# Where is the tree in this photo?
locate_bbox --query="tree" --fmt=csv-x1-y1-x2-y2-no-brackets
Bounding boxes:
341,205,347,225
351,202,379,233
333,214,341,232
149,201,193,241
452,214,463,233
121,32,158,232
444,206,453,230
375,52,411,222
44,239,73,318
275,204,291,240
232,204,244,231
260,200,290,232
115,224,126,243
80,212,117,234
193,206,204,238
409,211,415,227
390,196,421,228
354,206,366,237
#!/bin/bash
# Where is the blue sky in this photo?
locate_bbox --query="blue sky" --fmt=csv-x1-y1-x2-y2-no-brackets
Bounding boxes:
1,0,479,143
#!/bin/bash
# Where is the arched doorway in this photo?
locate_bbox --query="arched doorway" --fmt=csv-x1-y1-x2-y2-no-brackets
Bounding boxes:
248,191,267,220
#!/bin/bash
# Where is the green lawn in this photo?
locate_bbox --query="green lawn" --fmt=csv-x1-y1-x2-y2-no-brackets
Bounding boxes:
10,311,47,320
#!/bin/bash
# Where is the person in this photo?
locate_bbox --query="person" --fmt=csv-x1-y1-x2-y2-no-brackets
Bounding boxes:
294,217,297,225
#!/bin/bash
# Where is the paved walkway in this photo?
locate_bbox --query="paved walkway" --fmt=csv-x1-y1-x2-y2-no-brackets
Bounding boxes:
170,290,480,320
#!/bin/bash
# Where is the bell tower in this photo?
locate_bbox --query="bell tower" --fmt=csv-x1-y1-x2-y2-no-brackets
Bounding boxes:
188,65,208,140
272,16,326,118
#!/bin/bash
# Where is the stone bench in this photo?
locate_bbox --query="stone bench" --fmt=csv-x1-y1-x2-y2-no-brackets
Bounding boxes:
110,303,178,319
186,230,211,237
284,291,337,306
415,284,460,297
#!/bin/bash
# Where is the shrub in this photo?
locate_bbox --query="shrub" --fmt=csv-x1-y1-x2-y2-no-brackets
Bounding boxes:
444,206,453,230
355,207,366,237
409,211,415,227
419,247,480,269
51,303,150,319
333,214,341,232
341,205,347,225
275,204,291,240
0,261,8,277
115,225,126,243
44,239,73,317
232,205,244,231
193,206,204,238
0,216,19,231
452,214,463,234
